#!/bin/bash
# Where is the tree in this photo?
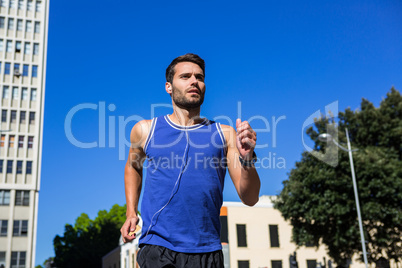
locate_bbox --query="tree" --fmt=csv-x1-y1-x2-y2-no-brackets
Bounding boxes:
53,204,127,268
274,88,402,267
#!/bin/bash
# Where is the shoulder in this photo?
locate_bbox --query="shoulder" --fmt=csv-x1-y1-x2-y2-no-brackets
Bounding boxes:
130,119,153,146
219,124,235,132
218,124,237,147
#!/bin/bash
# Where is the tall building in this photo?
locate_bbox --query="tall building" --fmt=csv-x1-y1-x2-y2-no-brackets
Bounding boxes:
0,0,49,267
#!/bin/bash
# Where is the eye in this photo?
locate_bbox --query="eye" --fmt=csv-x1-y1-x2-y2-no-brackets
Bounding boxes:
196,75,204,82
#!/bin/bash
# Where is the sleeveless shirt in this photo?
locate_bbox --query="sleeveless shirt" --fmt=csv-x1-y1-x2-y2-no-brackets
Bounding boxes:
139,115,227,253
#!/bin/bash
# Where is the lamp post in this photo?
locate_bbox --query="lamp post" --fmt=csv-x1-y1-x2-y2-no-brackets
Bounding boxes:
318,128,369,268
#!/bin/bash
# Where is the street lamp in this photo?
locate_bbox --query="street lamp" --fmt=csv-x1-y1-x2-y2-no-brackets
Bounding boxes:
318,128,369,268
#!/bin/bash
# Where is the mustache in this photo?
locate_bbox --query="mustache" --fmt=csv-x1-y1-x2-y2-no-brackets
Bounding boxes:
186,87,201,94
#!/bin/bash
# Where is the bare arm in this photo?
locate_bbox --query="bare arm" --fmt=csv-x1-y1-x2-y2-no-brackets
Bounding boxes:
222,119,261,206
120,120,151,243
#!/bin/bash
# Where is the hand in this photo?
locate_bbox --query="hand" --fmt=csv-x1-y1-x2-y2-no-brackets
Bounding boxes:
120,215,139,243
236,119,257,160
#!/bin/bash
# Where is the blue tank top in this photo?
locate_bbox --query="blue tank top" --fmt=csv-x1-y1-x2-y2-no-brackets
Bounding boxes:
139,115,227,253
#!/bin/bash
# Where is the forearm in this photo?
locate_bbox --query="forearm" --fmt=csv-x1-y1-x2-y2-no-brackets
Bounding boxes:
124,164,142,218
239,166,260,206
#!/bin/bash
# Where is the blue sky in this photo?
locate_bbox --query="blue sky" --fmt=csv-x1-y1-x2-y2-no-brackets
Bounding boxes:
35,0,402,265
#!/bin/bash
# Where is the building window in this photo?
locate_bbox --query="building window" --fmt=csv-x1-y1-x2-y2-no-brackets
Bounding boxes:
0,39,3,51
1,110,6,122
34,21,39,33
0,220,7,236
33,43,39,55
0,135,5,147
25,20,31,32
0,252,5,268
16,160,22,174
9,134,15,147
14,64,20,75
17,0,23,9
11,252,26,268
0,190,10,205
31,88,37,101
220,215,228,243
29,111,35,124
4,63,10,75
20,111,26,123
24,42,31,54
15,190,29,206
9,0,16,9
21,87,28,99
269,225,280,247
12,87,18,99
6,40,13,52
10,110,16,123
2,86,9,98
236,224,247,247
35,0,40,12
8,18,14,30
22,65,29,77
28,136,33,148
26,161,32,174
17,19,23,31
238,260,250,268
13,220,28,236
6,160,13,173
272,260,283,268
32,65,38,77
18,135,24,148
0,160,2,172
26,0,32,10
307,260,317,268
14,67,20,79
0,17,4,28
0,0,6,7
15,40,21,52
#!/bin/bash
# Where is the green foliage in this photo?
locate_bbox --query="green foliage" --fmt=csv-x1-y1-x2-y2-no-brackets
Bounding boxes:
274,88,402,266
53,204,127,268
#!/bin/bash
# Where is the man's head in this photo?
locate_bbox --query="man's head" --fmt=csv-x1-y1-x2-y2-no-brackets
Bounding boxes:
165,53,205,84
165,54,206,110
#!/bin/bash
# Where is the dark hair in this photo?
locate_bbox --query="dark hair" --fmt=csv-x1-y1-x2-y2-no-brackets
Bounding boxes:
165,53,205,83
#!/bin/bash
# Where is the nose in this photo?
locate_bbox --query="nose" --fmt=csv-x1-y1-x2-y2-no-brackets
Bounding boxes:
190,75,198,86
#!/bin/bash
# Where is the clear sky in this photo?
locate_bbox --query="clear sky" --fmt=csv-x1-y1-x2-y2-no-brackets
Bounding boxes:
35,0,402,265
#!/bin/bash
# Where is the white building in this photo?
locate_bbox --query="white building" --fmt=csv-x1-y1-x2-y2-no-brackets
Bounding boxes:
102,217,143,268
0,0,49,266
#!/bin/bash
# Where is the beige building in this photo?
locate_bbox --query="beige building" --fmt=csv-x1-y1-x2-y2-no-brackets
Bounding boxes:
0,0,49,267
222,196,339,268
222,196,402,268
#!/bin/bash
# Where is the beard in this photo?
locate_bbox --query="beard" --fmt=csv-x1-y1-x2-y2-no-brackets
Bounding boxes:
171,85,205,109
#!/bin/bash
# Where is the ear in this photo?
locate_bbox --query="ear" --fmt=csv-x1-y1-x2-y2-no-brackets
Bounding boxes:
165,82,172,94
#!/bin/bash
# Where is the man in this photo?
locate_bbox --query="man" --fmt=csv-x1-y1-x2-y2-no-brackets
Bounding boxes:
120,53,261,267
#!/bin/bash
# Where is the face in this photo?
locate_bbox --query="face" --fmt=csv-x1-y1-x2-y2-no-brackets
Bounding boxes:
167,62,206,109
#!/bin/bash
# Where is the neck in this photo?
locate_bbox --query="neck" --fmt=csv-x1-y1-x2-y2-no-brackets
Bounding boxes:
170,105,202,126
